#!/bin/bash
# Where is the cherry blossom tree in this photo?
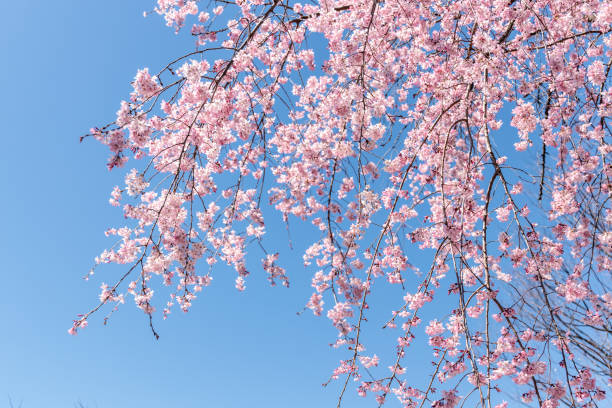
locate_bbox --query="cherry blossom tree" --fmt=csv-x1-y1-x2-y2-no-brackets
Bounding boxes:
75,0,611,407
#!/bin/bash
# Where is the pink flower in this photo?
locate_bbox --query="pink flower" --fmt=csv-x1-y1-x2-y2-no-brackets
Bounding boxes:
588,60,606,86
132,68,160,100
306,293,324,316
511,101,537,138
359,355,379,368
495,205,511,222
440,389,460,408
425,319,445,336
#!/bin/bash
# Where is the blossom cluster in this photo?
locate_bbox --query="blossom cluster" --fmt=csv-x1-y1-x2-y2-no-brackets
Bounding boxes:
76,1,611,407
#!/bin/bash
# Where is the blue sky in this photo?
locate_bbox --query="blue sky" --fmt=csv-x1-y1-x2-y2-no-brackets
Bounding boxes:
0,2,423,407
0,2,561,408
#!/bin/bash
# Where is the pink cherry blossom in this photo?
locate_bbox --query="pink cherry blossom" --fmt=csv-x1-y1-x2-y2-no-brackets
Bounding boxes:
76,1,612,407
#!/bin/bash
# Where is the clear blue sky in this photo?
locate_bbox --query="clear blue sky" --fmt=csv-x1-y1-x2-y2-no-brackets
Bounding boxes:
0,2,427,407
0,2,551,408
